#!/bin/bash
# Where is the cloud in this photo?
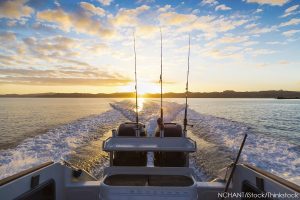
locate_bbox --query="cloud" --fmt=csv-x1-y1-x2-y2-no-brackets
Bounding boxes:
158,5,171,12
244,23,257,29
0,0,34,19
204,49,243,60
254,8,263,13
282,29,300,37
110,5,150,27
0,32,17,43
108,4,157,37
285,5,299,13
0,68,131,86
97,0,113,6
281,5,299,17
80,2,105,16
37,9,114,37
136,0,155,4
6,20,17,27
23,35,80,57
246,0,289,6
278,60,289,65
0,32,20,55
279,18,300,27
206,35,249,48
246,48,277,56
86,43,108,54
266,41,286,45
0,32,114,72
201,0,218,6
159,12,247,39
242,41,259,46
0,76,130,86
54,0,60,7
215,4,231,11
249,26,277,35
0,54,15,66
159,12,196,26
218,36,248,43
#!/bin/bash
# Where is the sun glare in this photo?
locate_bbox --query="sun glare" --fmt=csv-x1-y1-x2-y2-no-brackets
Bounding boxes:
118,81,161,96
136,98,144,112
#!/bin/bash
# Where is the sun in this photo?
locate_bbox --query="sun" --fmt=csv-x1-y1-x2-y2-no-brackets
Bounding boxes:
118,81,160,96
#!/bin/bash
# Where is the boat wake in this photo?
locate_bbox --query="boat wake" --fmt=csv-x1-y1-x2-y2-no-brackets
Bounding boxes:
0,100,299,185
175,109,300,184
0,109,127,180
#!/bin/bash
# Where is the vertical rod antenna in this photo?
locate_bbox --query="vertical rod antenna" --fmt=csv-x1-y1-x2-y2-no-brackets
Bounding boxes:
184,34,191,132
133,31,139,126
160,27,163,129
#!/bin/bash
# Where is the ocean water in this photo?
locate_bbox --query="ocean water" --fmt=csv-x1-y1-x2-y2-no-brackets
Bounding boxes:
0,98,299,185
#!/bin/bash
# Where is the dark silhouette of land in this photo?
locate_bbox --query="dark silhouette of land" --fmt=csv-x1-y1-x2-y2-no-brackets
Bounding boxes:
0,90,300,98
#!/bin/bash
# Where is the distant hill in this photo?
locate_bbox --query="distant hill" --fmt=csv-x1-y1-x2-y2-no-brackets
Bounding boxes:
1,90,300,98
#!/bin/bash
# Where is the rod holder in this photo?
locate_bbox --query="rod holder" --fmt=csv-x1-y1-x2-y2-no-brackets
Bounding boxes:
160,130,164,138
112,129,117,137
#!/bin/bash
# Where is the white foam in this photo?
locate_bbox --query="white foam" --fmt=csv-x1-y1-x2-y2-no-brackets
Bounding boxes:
0,109,124,179
184,108,300,185
111,100,185,122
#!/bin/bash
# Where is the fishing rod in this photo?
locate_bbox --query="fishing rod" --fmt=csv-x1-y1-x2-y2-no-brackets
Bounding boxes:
159,28,164,136
221,134,248,199
183,34,191,133
133,31,139,132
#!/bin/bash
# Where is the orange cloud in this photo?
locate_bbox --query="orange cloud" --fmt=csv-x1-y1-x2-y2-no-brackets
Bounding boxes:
0,68,131,86
37,9,114,37
0,0,34,19
80,2,106,17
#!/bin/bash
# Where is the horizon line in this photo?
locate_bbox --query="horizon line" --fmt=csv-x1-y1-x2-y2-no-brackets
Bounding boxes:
1,90,300,96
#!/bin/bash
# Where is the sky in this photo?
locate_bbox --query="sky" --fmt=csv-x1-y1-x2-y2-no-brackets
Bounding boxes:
0,0,299,94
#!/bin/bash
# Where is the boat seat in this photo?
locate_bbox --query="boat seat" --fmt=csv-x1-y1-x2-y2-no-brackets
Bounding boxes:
113,122,147,166
154,123,187,167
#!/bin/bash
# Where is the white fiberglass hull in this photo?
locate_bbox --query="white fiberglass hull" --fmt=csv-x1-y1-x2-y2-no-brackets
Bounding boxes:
0,162,299,200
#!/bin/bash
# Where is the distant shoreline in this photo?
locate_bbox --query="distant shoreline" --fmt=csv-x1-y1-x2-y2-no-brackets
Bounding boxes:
1,90,300,99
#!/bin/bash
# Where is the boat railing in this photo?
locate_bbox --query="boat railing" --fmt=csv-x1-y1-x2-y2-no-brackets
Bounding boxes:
242,164,300,193
0,161,54,187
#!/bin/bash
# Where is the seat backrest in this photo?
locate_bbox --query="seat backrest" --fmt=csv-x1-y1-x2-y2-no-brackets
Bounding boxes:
118,124,135,136
164,123,183,137
117,123,146,136
155,123,183,137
